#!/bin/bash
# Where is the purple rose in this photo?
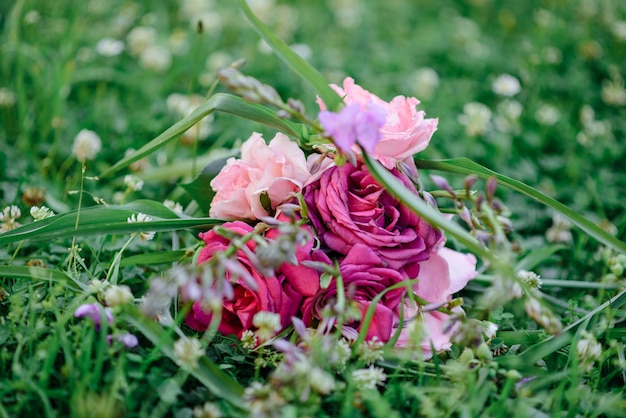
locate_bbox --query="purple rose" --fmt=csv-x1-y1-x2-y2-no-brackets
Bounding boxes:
301,244,407,342
303,161,442,278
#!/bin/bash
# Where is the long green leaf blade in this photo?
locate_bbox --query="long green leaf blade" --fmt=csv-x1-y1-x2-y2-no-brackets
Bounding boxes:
233,0,343,111
98,93,301,179
0,200,222,246
416,157,626,254
120,306,246,407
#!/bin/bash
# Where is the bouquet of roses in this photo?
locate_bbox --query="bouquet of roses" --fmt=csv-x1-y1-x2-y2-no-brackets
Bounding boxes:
180,74,478,358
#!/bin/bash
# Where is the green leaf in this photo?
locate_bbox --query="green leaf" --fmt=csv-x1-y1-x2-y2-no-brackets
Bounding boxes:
120,306,246,408
363,154,490,260
98,93,301,179
119,250,189,267
515,245,567,271
0,266,83,290
181,155,234,214
415,157,626,255
233,0,343,112
0,200,222,246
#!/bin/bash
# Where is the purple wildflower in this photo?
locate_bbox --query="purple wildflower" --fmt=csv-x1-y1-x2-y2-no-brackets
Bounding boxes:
107,333,139,348
74,303,114,330
318,101,386,154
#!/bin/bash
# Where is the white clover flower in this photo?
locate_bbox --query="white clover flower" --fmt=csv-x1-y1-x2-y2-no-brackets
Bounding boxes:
492,74,521,97
24,10,41,25
612,21,626,41
240,330,257,350
163,199,183,215
290,43,312,61
517,270,543,290
252,311,282,342
126,26,157,56
96,38,124,57
139,45,172,72
546,213,573,243
173,337,204,368
0,87,17,107
30,206,55,221
72,129,102,161
124,174,144,192
410,67,440,100
0,205,22,232
481,321,498,340
167,93,213,142
356,337,384,365
332,0,362,28
576,331,602,371
168,29,189,55
601,79,626,106
351,366,387,390
192,402,222,418
309,367,336,394
524,296,562,334
535,104,560,126
458,102,492,136
205,51,233,73
104,284,134,306
328,338,352,372
497,99,523,121
127,212,155,241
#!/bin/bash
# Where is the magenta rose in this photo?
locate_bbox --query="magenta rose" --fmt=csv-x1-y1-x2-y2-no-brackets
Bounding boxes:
185,221,303,338
301,244,406,342
303,161,442,278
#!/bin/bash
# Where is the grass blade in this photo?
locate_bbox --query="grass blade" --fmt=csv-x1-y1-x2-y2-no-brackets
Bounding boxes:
233,0,343,111
416,158,626,255
98,93,301,179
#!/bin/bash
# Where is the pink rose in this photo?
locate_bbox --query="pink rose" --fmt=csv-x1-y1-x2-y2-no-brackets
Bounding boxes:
209,132,311,220
303,161,442,278
301,244,406,342
185,221,303,338
320,77,438,170
395,245,477,358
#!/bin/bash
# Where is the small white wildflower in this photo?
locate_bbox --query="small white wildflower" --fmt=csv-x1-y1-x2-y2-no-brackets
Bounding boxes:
290,43,312,61
126,26,157,56
458,102,491,136
546,213,573,243
356,337,385,365
252,311,282,342
612,21,626,41
517,270,543,290
205,51,233,72
96,38,124,57
139,45,172,72
24,10,41,25
410,67,440,100
0,87,17,107
535,104,560,126
104,284,134,306
351,366,387,390
163,199,183,215
328,338,352,372
72,129,102,161
0,205,22,232
30,206,55,221
309,367,336,394
497,99,523,121
88,278,106,293
240,330,257,350
601,79,626,106
576,331,602,371
127,212,155,241
124,174,144,192
492,74,521,97
173,337,204,368
168,29,189,55
192,401,222,418
481,320,498,340
524,296,562,334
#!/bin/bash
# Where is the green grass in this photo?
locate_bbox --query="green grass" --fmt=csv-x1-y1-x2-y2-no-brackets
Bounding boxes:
1,0,625,416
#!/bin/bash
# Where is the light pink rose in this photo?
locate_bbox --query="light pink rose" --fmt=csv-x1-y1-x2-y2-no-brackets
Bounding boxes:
395,245,477,358
185,222,303,338
209,132,311,220
319,77,438,170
